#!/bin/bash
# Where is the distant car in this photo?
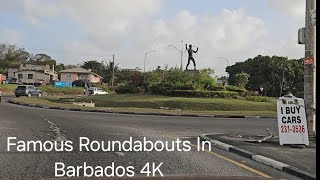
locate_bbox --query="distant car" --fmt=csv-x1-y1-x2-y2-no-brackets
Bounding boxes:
5,77,22,84
34,79,46,87
72,80,91,88
15,85,42,97
89,87,108,95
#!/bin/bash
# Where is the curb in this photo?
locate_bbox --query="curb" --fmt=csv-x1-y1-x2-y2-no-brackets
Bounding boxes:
7,100,276,119
199,134,316,180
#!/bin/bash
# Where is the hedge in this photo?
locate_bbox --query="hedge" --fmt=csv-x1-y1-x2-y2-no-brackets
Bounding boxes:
165,90,239,98
115,84,145,94
39,86,84,95
245,96,273,103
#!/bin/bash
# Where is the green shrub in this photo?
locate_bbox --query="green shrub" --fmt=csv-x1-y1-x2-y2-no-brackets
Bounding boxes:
166,90,238,98
245,96,272,102
39,86,83,95
207,85,226,91
115,84,137,94
226,85,246,96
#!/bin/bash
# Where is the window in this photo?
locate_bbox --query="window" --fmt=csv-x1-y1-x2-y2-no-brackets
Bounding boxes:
66,74,72,79
79,75,87,79
18,74,23,79
28,74,33,79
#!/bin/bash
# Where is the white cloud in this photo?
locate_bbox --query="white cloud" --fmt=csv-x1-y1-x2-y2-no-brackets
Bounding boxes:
121,9,268,75
0,28,22,44
23,0,60,25
0,0,305,76
59,0,163,50
267,0,305,18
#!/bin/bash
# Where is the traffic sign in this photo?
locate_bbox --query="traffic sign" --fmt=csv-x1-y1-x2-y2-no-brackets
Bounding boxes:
277,95,309,145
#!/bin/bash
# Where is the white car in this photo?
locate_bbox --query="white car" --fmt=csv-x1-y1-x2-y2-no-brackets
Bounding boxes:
89,87,108,95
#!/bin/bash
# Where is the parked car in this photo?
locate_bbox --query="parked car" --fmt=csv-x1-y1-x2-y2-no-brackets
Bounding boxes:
72,80,91,88
89,87,108,95
34,79,46,87
5,77,22,84
15,85,42,97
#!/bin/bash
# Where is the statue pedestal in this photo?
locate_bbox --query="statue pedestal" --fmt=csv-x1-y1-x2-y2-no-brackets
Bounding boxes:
185,69,199,77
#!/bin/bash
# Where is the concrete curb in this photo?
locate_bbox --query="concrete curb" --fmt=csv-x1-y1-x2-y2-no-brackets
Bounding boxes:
199,134,316,180
7,100,276,119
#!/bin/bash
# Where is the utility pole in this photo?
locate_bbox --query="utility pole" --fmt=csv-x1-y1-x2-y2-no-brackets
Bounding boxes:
280,63,285,97
305,0,316,136
111,54,115,87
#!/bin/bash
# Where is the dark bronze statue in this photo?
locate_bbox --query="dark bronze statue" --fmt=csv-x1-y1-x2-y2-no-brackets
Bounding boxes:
185,44,198,70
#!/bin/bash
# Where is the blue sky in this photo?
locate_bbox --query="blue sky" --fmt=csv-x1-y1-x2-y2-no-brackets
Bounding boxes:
0,0,305,76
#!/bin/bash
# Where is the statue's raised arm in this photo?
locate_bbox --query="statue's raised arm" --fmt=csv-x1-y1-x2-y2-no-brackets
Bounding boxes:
194,47,198,53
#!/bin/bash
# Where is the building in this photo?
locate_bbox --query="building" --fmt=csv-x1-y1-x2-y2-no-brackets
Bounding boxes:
8,64,58,84
0,74,6,84
59,67,103,83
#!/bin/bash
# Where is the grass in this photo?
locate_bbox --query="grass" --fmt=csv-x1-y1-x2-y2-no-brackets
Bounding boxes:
0,84,18,95
11,96,277,117
76,94,277,112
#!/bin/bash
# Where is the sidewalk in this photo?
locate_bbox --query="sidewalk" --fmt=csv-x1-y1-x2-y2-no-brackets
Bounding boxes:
201,133,316,180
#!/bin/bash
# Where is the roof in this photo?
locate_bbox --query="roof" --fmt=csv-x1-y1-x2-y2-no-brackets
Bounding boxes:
60,67,92,74
60,67,103,78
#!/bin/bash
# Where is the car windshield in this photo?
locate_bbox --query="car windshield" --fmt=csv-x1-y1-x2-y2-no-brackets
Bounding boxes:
16,86,26,90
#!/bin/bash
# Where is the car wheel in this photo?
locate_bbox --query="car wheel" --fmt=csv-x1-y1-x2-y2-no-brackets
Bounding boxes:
28,93,32,97
16,95,20,97
38,92,42,97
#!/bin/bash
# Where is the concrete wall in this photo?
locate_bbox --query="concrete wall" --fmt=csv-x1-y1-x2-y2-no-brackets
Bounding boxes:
14,71,53,84
89,74,102,83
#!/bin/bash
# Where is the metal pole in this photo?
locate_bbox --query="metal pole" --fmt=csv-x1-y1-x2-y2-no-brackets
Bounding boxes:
112,54,115,87
144,53,146,73
180,40,183,70
144,50,156,73
305,0,316,136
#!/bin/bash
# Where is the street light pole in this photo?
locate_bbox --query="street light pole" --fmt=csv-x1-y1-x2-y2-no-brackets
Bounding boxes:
217,57,230,77
111,54,115,87
144,50,156,73
180,40,183,70
168,43,183,70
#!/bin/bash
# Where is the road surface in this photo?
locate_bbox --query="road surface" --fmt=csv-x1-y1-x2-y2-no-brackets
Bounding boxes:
0,97,299,179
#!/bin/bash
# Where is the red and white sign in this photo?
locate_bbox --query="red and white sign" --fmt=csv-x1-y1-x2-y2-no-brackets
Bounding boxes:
305,58,315,65
277,95,309,145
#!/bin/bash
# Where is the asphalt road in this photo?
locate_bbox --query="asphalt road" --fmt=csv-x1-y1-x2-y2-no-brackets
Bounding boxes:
0,97,300,180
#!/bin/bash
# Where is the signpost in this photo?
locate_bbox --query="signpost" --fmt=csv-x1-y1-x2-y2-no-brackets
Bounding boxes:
277,94,309,145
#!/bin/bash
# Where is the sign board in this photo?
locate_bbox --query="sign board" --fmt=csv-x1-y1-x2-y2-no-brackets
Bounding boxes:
55,82,73,88
305,58,315,65
277,95,309,145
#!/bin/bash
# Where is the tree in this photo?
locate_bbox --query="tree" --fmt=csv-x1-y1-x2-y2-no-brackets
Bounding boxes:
55,63,65,73
226,55,304,97
0,44,30,70
28,53,56,66
233,72,250,88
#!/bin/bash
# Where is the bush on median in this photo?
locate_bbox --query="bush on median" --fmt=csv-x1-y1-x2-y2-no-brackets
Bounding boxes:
165,90,239,98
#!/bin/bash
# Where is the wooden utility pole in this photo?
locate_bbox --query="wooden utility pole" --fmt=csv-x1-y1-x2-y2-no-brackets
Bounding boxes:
305,0,316,136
